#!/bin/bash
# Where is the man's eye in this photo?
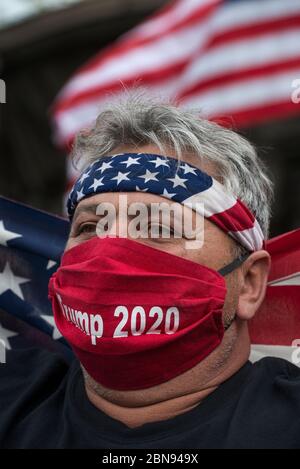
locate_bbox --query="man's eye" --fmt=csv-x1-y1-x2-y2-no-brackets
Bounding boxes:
76,223,97,235
147,223,175,237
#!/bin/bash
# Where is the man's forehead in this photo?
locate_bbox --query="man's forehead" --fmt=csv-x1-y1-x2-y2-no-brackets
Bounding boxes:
112,145,218,178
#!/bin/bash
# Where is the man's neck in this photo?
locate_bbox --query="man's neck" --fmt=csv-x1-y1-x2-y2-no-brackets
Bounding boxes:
84,324,250,429
85,384,219,428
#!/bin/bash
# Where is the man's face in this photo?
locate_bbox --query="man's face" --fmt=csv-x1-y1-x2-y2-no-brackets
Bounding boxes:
66,190,236,271
65,146,242,325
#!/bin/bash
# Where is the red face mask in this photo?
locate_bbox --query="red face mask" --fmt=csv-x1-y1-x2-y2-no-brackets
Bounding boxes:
48,236,245,391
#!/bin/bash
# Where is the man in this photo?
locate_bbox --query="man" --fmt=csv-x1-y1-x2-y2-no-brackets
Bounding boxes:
1,95,300,449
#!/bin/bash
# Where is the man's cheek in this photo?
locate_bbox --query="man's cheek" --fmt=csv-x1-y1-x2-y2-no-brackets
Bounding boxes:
64,239,73,251
64,238,81,251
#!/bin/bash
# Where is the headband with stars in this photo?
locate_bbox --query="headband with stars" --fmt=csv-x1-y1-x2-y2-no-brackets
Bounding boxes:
67,152,264,251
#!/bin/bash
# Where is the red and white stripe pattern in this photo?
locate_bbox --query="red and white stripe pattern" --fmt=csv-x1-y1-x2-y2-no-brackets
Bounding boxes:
52,0,300,151
183,177,264,251
249,229,300,365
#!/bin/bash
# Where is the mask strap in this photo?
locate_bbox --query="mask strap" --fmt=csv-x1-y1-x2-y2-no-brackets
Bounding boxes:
218,251,251,331
218,252,251,277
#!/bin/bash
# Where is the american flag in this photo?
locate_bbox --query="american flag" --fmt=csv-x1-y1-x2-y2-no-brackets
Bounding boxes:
0,196,72,362
250,229,300,364
0,195,299,365
52,0,300,153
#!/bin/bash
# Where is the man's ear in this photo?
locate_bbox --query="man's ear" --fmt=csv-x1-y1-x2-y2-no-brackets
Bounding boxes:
236,250,271,321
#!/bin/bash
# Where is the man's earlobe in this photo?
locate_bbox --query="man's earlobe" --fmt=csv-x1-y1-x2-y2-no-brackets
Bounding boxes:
236,250,271,321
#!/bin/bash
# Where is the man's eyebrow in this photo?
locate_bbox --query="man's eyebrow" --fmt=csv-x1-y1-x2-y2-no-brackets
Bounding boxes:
72,200,184,223
72,203,99,222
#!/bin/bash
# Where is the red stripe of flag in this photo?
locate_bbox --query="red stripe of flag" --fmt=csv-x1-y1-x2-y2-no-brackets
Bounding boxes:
179,56,300,100
208,199,255,233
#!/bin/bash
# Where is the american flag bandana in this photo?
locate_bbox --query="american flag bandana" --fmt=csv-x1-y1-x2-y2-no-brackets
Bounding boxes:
67,152,264,252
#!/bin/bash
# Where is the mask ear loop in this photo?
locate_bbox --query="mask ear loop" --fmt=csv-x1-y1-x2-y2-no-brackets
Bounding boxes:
217,251,251,331
218,252,251,277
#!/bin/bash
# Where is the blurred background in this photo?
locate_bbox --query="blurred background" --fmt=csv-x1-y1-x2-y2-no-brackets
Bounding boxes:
1,0,300,238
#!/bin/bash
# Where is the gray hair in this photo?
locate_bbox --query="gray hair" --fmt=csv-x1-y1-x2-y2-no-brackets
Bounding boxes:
71,93,273,240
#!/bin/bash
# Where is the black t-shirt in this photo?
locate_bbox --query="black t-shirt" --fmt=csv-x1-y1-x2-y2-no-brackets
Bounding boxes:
0,347,300,449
